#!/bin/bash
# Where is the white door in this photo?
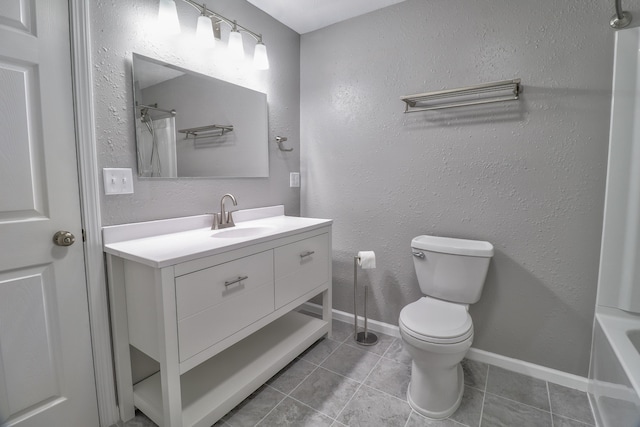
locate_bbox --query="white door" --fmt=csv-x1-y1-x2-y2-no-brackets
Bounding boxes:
0,0,99,426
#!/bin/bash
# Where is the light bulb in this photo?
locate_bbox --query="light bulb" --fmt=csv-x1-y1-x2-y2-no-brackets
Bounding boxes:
158,0,181,35
196,15,215,47
228,30,245,61
253,42,269,70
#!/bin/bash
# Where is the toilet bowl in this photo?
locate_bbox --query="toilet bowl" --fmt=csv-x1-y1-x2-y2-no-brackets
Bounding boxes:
400,297,473,418
400,235,493,419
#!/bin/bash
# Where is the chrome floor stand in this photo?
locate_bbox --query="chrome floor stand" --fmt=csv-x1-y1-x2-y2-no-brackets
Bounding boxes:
354,256,378,346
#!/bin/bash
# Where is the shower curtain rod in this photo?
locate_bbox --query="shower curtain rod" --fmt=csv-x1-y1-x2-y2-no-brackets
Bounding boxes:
136,104,176,116
611,0,632,28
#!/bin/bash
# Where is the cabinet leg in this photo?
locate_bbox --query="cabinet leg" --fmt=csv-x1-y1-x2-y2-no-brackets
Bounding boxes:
159,362,182,427
106,255,135,422
322,287,333,339
157,267,183,427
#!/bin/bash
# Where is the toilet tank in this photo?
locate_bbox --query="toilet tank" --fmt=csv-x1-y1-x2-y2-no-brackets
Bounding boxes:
411,235,494,304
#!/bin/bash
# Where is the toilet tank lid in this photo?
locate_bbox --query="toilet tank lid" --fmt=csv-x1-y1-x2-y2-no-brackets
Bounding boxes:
411,235,494,257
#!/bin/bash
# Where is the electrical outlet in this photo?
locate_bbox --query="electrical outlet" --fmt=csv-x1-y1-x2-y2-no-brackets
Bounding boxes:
103,168,134,195
290,172,300,188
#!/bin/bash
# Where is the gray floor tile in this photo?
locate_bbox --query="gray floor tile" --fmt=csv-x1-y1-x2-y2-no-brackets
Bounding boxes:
337,385,412,427
552,414,594,426
405,411,467,426
548,383,594,425
383,338,413,366
343,331,396,356
482,393,552,427
123,334,596,427
267,357,317,394
364,357,411,399
123,410,231,426
449,385,483,427
331,319,354,343
123,411,157,427
223,385,286,427
320,343,381,382
290,366,360,418
461,359,488,390
486,366,550,411
257,397,333,426
299,337,341,365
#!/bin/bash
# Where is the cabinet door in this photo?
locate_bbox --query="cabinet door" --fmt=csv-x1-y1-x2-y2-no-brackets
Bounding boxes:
274,233,329,309
175,250,274,362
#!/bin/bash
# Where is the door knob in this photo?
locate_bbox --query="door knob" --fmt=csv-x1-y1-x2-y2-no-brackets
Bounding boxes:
53,231,75,246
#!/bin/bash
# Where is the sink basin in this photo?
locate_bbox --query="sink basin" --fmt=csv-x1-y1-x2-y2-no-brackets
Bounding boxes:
211,226,275,239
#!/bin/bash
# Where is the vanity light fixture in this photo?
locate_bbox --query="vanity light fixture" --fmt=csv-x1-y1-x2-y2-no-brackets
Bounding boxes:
158,0,270,70
195,6,215,46
158,0,181,35
227,22,245,60
253,40,269,70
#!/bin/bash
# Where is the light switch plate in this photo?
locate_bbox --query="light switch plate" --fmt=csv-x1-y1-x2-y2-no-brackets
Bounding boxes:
103,168,134,195
290,172,300,188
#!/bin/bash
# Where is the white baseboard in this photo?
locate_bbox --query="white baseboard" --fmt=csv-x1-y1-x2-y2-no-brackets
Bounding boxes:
466,348,589,392
301,302,589,392
302,302,401,338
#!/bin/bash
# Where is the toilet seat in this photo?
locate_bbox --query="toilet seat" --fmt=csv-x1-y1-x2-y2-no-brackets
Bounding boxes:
399,297,473,344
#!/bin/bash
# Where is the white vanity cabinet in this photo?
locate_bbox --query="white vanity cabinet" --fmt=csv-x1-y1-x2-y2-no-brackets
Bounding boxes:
103,208,332,427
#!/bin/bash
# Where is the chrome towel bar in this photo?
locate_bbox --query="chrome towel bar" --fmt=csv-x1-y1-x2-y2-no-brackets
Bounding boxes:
401,79,521,113
179,124,234,139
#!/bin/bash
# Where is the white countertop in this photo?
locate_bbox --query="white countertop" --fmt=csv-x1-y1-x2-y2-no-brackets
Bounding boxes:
103,206,332,268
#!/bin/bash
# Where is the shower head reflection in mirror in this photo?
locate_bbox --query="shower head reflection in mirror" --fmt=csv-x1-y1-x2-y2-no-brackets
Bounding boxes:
136,104,178,177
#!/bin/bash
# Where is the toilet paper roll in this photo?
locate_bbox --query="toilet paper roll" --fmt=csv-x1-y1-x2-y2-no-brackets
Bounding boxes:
357,251,376,269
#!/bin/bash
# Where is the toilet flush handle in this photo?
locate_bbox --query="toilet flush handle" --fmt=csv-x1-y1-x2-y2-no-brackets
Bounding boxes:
412,251,425,259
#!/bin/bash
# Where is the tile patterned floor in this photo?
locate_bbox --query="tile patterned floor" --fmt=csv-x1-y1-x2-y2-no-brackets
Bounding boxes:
124,318,594,427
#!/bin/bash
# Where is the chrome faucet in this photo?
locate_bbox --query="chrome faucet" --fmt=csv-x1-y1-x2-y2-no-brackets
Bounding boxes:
212,193,238,230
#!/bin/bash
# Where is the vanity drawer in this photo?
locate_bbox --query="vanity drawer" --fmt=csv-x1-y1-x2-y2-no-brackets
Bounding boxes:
175,250,274,362
274,232,329,309
175,250,273,320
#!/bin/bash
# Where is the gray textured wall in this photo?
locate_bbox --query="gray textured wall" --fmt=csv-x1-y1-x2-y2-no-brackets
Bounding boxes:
301,0,618,376
91,0,301,225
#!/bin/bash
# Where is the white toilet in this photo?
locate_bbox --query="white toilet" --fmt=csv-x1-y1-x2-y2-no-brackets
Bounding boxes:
399,235,494,419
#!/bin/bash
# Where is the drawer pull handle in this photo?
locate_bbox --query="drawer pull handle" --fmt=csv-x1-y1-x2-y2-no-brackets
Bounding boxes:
300,251,315,258
224,275,248,287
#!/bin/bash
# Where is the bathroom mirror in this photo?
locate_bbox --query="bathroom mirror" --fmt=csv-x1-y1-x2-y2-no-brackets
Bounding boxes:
131,53,268,178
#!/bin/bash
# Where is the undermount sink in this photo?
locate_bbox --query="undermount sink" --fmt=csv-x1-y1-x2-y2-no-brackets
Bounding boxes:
211,226,275,239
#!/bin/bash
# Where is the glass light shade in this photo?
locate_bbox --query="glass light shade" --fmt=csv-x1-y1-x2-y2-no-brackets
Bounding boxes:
158,0,181,35
228,30,245,60
253,42,269,70
196,15,215,47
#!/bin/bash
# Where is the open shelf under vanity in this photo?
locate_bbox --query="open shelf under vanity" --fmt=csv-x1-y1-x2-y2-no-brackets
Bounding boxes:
134,312,327,427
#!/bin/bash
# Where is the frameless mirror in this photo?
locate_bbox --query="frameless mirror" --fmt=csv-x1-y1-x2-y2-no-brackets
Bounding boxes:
131,53,269,178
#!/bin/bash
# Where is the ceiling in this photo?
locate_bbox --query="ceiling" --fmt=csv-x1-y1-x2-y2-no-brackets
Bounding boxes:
246,0,408,34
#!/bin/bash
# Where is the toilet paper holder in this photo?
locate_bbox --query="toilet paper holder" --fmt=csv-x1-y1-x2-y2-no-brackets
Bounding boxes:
354,253,378,346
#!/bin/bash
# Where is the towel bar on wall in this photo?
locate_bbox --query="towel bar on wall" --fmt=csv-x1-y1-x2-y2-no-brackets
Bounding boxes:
401,79,522,113
178,124,234,139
